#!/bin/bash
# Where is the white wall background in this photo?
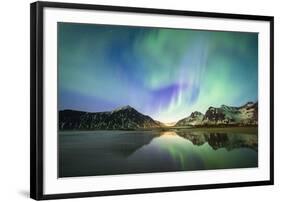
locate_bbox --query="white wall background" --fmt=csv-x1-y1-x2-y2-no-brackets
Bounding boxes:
0,0,279,201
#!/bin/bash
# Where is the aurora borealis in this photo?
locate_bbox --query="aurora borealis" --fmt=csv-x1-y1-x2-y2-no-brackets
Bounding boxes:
58,23,258,123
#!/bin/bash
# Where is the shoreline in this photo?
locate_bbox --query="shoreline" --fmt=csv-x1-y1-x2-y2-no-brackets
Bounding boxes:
59,126,258,134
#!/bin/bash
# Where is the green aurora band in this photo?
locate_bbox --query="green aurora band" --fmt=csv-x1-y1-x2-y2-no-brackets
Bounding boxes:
58,23,258,123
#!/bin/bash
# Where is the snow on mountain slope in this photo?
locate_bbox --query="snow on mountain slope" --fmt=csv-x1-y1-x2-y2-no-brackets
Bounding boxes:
176,102,258,126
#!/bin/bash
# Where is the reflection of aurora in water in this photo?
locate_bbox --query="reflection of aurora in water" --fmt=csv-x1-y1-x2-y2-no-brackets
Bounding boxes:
59,129,258,177
128,131,258,171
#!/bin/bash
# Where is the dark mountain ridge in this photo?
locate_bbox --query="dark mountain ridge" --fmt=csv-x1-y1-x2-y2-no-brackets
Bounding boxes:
60,101,258,130
59,105,163,130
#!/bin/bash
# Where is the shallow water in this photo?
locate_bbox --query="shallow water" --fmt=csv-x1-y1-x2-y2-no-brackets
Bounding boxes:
58,128,258,177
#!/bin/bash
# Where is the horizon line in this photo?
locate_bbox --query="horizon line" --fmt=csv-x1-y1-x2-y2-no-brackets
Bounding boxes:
59,100,258,124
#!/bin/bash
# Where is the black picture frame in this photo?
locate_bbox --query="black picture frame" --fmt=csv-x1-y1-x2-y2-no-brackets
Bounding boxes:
30,1,274,200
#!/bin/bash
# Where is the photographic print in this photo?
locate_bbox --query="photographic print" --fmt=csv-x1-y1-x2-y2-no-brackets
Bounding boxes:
31,2,273,199
58,23,258,178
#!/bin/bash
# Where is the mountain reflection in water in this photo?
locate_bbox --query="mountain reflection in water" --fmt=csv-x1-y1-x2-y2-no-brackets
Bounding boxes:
59,128,258,177
176,130,258,151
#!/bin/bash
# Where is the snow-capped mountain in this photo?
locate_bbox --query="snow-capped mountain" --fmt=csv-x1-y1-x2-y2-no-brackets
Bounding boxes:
175,101,258,126
59,105,163,130
60,101,258,130
176,111,204,126
202,101,258,125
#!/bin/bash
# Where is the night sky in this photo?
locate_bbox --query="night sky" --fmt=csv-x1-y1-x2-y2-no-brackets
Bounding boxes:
58,23,258,123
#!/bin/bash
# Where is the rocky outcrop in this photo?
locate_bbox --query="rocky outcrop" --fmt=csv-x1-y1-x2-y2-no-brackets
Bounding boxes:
176,111,204,126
